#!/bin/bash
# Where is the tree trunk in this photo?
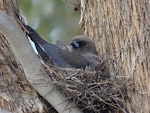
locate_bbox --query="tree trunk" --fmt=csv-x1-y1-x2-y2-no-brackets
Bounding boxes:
80,0,150,113
0,0,49,112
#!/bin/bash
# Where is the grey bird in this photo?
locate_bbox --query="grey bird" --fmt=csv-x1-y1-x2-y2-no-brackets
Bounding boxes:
25,25,101,68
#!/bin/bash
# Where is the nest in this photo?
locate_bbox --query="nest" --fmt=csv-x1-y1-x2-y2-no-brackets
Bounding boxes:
45,62,129,113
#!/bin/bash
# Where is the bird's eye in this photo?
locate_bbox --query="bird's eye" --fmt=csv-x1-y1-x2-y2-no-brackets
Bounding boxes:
71,40,79,48
71,40,86,48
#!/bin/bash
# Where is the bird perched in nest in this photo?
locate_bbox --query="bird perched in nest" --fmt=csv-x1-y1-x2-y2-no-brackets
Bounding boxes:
25,25,101,69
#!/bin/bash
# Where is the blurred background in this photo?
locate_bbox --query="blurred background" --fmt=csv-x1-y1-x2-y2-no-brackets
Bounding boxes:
19,0,82,44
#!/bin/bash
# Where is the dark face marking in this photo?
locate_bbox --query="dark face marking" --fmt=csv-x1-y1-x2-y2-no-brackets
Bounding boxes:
70,40,86,48
70,35,98,55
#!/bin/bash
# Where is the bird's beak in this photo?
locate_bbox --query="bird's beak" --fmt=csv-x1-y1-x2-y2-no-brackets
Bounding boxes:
70,40,79,48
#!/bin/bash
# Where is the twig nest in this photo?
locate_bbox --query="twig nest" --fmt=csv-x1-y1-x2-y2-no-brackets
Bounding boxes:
45,64,129,113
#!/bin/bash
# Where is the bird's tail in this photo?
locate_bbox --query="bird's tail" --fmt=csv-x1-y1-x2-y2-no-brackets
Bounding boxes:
24,25,52,64
24,25,47,44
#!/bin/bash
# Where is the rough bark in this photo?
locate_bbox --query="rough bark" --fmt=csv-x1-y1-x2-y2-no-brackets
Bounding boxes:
0,1,45,113
80,0,150,113
0,0,82,113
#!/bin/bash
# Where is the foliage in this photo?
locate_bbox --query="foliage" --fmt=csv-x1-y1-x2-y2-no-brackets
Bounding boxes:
19,0,82,43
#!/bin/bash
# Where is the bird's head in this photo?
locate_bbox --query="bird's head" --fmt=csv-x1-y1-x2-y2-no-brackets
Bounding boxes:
70,35,98,55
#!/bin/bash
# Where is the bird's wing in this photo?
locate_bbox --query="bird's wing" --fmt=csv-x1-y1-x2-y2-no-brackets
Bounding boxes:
55,40,69,50
41,43,74,68
25,25,74,68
